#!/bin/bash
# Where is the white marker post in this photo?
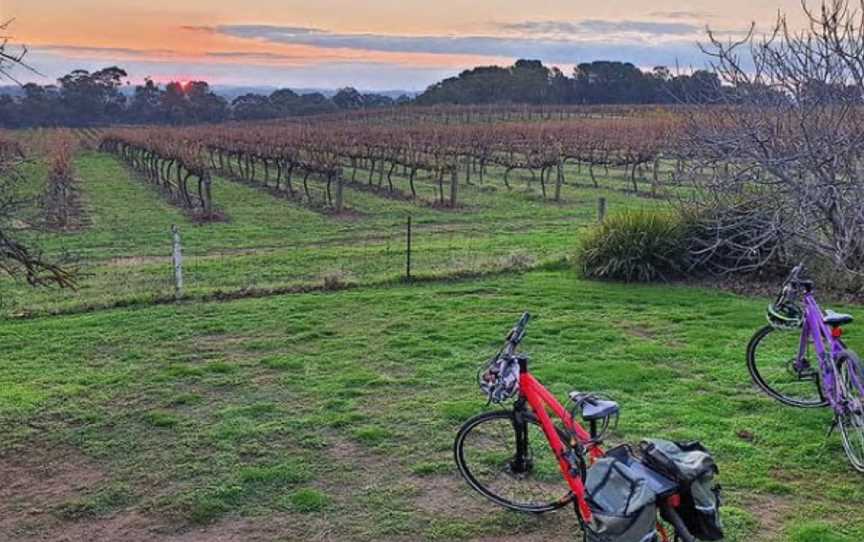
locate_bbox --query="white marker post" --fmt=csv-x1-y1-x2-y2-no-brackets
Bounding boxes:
171,224,184,300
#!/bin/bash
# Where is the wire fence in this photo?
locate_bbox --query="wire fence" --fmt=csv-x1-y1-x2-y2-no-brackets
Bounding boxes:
0,206,610,318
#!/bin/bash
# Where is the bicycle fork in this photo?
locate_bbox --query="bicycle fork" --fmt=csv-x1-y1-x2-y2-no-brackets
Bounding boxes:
511,400,533,474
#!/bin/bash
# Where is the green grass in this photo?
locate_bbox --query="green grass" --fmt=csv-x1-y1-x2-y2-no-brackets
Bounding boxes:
2,271,864,540
1,147,861,540
0,151,661,316
283,488,331,512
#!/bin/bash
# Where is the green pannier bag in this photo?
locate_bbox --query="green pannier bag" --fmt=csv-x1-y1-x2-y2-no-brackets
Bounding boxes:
583,456,658,542
639,439,724,541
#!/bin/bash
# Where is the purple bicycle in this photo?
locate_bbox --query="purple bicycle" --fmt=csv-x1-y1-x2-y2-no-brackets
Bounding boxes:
747,263,864,471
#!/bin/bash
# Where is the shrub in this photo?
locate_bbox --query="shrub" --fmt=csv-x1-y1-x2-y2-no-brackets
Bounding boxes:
578,209,686,282
681,198,787,278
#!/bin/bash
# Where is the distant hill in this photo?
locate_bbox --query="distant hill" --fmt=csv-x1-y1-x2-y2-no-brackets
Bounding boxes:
210,86,417,101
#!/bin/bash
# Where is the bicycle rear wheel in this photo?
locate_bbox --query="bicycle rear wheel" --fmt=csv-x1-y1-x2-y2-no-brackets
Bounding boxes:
747,325,828,408
837,350,864,473
454,410,574,513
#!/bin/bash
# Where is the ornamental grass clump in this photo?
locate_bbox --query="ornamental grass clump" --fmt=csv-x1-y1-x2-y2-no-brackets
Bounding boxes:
579,210,686,282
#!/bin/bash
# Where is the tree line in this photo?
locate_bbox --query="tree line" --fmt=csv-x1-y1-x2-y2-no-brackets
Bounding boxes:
415,59,727,106
0,58,815,128
0,67,408,128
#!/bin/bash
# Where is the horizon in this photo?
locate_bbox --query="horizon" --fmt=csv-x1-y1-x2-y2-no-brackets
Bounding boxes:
4,0,809,91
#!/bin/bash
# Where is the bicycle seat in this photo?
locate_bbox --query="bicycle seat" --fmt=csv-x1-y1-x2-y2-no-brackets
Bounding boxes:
824,310,854,326
569,392,620,421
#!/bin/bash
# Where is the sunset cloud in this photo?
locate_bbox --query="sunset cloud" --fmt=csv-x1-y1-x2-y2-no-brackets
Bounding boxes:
496,19,702,37
6,0,804,89
187,22,708,65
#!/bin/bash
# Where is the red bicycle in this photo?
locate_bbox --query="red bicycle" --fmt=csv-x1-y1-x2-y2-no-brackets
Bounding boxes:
454,313,701,542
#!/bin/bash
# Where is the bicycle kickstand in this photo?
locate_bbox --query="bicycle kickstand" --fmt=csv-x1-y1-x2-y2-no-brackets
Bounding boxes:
826,416,839,439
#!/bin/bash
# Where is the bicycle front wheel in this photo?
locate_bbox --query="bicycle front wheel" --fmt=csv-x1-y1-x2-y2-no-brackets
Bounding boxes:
837,350,864,473
747,325,828,408
454,410,574,513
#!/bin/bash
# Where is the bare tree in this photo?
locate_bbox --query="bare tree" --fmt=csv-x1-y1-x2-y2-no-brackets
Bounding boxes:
0,21,75,288
681,0,864,276
0,19,39,83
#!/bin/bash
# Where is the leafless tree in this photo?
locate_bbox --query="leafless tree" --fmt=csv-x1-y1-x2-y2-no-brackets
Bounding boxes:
0,21,75,288
0,19,39,84
681,0,864,277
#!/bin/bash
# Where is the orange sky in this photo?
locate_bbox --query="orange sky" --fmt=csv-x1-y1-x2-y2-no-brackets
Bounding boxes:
2,0,811,89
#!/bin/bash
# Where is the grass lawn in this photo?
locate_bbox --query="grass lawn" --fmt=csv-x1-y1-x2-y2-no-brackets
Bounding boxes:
2,270,863,541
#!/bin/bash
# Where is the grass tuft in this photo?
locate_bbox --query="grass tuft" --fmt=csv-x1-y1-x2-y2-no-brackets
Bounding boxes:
283,488,331,512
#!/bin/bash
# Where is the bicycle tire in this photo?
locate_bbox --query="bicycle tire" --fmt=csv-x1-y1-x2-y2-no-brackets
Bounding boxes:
747,325,828,408
837,350,864,473
454,410,575,513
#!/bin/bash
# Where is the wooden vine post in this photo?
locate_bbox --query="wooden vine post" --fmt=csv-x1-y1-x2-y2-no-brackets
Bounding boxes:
450,168,458,208
171,225,184,300
555,144,564,202
202,173,213,216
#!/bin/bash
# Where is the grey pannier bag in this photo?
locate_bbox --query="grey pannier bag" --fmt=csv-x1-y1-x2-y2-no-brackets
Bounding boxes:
583,456,658,542
639,439,724,541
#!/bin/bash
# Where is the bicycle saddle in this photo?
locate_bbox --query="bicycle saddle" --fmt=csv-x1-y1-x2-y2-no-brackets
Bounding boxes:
824,310,854,326
569,392,620,421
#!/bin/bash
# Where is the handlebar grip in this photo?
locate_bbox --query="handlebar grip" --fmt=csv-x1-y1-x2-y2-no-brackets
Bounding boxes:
508,313,529,338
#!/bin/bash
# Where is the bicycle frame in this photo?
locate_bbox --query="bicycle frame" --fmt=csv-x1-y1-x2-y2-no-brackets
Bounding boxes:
516,358,603,522
799,292,864,413
469,314,684,542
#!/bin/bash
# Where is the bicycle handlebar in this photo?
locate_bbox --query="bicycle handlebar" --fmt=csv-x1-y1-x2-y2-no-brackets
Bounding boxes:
776,262,812,304
785,262,804,286
510,312,530,343
501,312,530,356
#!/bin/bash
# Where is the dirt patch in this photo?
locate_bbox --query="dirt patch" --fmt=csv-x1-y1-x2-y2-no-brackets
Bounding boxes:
162,516,330,542
0,443,322,542
405,475,492,517
5,508,318,542
0,444,106,538
739,493,796,541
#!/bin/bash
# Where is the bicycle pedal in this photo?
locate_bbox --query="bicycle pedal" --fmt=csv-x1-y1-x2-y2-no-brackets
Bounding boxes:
798,368,819,380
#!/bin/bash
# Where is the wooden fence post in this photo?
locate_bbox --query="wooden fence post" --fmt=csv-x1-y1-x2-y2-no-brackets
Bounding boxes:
598,197,607,223
171,225,184,300
334,174,344,213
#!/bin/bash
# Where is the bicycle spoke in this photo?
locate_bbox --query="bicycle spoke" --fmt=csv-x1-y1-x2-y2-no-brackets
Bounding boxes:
748,326,826,407
838,355,864,472
456,411,572,511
